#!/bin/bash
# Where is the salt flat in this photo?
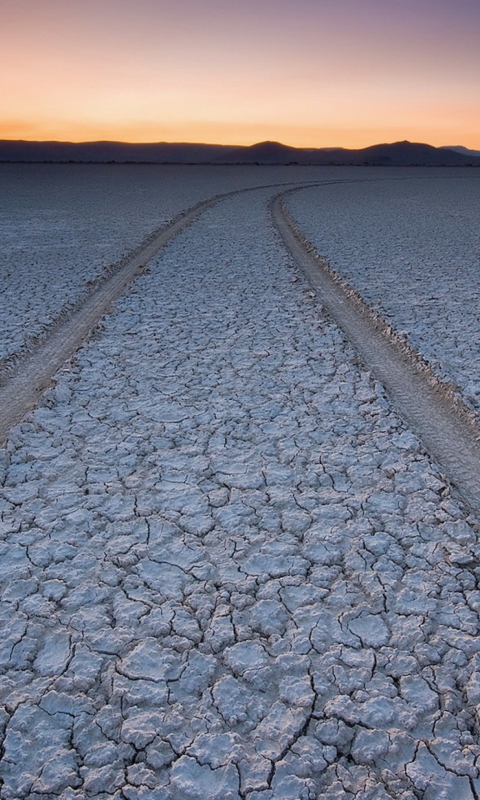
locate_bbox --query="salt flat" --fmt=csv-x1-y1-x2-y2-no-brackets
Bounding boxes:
1,185,480,799
287,171,480,414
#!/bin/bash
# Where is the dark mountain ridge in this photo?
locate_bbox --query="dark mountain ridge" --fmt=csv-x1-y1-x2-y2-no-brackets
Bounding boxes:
0,140,231,164
0,139,478,166
216,140,480,166
441,145,480,158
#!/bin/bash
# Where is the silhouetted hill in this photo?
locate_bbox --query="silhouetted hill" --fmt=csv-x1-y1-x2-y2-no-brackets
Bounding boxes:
441,145,480,158
0,140,230,163
216,140,480,166
216,140,305,164
349,141,479,166
0,139,478,166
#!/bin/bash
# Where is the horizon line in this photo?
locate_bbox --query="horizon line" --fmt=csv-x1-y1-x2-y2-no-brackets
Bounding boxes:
0,137,477,151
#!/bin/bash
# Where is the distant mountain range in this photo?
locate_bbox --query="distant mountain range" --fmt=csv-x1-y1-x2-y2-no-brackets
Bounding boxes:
441,145,480,158
0,139,479,166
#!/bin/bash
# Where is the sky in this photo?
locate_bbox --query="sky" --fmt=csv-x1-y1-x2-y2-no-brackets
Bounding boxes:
1,0,479,149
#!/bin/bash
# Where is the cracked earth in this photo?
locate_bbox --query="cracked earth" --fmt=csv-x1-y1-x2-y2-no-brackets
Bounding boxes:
2,181,480,799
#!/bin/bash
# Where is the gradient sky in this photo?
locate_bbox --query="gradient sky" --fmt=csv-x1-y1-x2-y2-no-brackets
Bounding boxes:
1,0,479,148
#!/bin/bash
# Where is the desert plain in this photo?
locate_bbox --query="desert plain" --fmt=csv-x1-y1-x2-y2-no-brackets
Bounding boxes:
1,164,480,799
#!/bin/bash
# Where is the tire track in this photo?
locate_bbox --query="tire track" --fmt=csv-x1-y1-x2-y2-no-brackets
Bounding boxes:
272,188,480,516
1,171,459,468
1,177,374,445
0,194,225,444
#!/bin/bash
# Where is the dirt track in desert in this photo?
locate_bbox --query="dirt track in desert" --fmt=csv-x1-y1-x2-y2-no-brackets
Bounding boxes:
2,180,480,513
2,176,480,799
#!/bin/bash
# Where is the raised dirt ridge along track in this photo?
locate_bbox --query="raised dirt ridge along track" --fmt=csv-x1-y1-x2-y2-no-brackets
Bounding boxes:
0,194,225,443
272,188,480,516
1,179,480,517
0,179,326,443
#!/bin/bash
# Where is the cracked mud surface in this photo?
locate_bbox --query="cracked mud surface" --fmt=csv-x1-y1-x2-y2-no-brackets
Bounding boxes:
0,163,325,370
272,191,480,516
286,173,480,416
2,187,480,799
0,192,228,442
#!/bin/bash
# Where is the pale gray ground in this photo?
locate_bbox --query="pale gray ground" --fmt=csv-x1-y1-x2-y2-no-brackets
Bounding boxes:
286,173,480,413
0,163,334,366
0,193,222,440
2,190,480,799
272,192,480,516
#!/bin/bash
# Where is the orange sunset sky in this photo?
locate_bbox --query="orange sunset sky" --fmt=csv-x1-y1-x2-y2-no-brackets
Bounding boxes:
1,0,479,149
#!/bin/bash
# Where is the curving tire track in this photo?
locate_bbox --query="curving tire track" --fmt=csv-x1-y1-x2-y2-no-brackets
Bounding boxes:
3,175,480,521
272,188,480,516
0,194,226,444
0,178,361,444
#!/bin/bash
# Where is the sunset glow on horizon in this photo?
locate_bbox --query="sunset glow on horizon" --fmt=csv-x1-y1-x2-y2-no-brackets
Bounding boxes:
1,0,479,149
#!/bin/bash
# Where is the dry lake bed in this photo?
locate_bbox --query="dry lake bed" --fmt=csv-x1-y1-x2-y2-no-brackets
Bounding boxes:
1,165,480,799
